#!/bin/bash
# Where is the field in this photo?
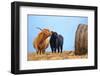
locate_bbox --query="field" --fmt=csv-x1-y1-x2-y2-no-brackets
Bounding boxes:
27,51,88,61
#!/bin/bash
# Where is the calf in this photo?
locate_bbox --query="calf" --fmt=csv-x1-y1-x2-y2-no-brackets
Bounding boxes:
50,31,63,53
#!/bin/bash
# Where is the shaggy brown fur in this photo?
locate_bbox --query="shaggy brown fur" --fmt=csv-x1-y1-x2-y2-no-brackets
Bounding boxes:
33,29,52,54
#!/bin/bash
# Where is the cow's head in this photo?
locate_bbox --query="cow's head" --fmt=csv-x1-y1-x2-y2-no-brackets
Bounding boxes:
36,27,52,39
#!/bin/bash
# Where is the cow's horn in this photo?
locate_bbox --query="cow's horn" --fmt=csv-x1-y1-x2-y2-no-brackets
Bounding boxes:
36,27,42,31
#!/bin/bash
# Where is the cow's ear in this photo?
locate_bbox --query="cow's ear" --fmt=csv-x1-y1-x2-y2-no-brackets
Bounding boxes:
36,27,43,31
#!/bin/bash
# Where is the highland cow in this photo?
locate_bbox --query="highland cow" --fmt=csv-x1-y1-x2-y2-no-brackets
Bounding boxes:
33,28,52,54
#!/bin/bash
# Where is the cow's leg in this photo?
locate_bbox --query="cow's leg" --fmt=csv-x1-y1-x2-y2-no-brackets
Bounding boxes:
54,48,56,53
43,50,45,54
39,50,41,55
50,45,54,53
58,47,60,53
51,47,54,53
61,45,63,53
36,50,38,54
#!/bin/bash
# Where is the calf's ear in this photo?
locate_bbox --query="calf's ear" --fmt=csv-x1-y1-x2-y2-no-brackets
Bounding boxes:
51,31,54,33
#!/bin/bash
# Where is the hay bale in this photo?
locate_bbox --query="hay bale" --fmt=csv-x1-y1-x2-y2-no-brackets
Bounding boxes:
75,24,88,55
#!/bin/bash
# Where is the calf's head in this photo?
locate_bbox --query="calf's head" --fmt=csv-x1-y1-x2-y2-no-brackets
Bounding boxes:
51,31,58,39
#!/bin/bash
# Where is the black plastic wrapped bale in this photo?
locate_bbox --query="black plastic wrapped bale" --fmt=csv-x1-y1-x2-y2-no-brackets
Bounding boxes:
75,24,88,55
